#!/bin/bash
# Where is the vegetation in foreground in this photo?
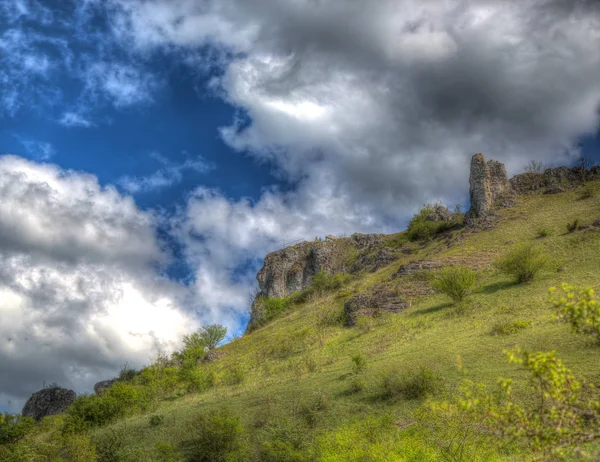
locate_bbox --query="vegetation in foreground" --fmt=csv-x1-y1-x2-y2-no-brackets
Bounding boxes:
3,182,600,460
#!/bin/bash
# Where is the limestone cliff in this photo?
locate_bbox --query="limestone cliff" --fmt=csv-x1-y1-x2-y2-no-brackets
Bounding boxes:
467,153,515,219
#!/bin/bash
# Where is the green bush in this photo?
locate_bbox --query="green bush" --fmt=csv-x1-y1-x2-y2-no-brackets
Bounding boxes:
431,266,477,302
580,184,596,199
262,296,292,321
380,367,441,401
180,367,215,393
494,244,548,283
407,203,460,242
149,414,164,427
222,365,245,386
567,219,580,233
536,228,552,238
0,413,35,445
182,408,244,462
490,319,530,336
63,382,153,432
350,354,366,375
310,271,352,293
551,284,600,343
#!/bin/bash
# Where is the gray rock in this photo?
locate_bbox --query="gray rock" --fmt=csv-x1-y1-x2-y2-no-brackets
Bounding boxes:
203,350,225,362
392,260,444,279
467,153,515,220
94,379,117,396
344,285,408,326
22,387,76,421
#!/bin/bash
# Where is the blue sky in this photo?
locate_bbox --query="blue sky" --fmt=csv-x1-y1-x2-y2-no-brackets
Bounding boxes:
0,0,599,412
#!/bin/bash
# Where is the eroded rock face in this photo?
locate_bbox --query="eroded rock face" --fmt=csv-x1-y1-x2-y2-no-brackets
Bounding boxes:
94,379,117,396
468,153,515,219
344,285,408,326
510,166,600,194
22,387,76,421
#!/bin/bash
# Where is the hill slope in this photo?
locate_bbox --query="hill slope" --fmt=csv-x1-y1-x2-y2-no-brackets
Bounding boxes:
5,180,600,461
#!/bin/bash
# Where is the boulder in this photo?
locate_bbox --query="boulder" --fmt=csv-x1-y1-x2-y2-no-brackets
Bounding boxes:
22,387,76,421
344,285,408,326
94,379,117,396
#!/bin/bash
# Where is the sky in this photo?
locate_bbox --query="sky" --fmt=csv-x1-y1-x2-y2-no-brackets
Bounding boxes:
0,0,599,413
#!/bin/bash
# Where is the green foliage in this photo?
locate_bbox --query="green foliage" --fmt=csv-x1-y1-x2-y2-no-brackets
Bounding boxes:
379,367,441,401
567,218,580,233
180,367,215,393
149,414,164,427
118,363,138,382
182,408,244,462
0,413,34,445
95,428,125,462
551,283,600,343
407,203,460,242
536,227,552,238
490,319,530,336
64,382,153,433
431,266,477,302
199,324,228,349
350,354,366,375
309,271,353,294
262,296,292,322
222,365,245,386
580,184,596,199
494,244,548,283
429,349,600,457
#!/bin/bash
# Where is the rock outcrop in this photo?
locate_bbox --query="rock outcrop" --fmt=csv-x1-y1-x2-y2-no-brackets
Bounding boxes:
22,387,76,421
247,233,391,331
344,285,408,326
467,153,515,219
511,166,600,194
94,379,117,396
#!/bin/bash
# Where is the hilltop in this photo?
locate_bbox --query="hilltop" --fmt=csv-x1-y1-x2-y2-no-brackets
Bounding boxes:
3,154,600,461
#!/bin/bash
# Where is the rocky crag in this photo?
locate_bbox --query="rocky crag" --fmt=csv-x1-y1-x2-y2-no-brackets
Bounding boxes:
21,387,76,421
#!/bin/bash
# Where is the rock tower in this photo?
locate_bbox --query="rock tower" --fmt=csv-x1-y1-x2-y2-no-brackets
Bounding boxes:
467,153,515,219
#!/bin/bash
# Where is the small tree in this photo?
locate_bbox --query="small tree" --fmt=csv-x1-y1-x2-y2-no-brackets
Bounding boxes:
200,324,228,350
431,266,477,302
524,160,546,174
550,284,600,344
494,244,547,283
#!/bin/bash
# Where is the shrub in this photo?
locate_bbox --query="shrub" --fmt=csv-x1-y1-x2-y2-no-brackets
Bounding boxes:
149,414,164,427
566,219,580,233
407,203,460,242
380,367,441,400
262,296,292,322
551,284,600,343
580,184,596,199
536,228,552,238
94,428,125,462
182,408,243,462
431,266,477,302
427,348,600,456
490,319,530,336
118,363,138,382
222,365,245,386
199,324,228,350
494,244,547,283
350,354,366,375
310,271,352,293
181,367,215,393
64,382,153,432
0,413,35,445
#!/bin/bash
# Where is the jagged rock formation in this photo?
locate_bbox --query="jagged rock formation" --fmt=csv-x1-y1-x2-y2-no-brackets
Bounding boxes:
511,166,600,194
94,379,117,396
344,285,408,326
247,233,390,331
22,387,76,421
467,153,515,219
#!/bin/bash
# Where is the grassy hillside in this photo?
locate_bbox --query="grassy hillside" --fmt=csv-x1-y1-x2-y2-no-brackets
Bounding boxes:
4,183,600,461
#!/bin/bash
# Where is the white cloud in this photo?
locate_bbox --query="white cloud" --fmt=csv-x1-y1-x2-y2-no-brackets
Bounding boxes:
15,137,56,160
102,0,600,326
59,112,94,128
119,152,214,194
83,62,161,108
0,155,198,413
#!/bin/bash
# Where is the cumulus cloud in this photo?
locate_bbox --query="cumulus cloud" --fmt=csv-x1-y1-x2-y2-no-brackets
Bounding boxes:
103,0,600,318
119,151,214,194
0,156,197,413
59,111,94,128
15,136,56,160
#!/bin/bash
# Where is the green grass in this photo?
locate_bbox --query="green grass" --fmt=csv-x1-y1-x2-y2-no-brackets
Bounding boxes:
8,182,600,461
